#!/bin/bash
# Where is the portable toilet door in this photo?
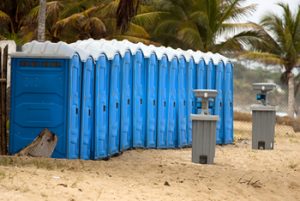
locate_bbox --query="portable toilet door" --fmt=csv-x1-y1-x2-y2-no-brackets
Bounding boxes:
224,62,234,144
157,55,169,148
109,53,121,156
9,42,83,159
166,57,178,148
120,51,133,151
80,56,95,160
207,59,216,115
215,61,225,144
133,50,146,148
94,54,110,159
186,58,196,146
146,53,158,148
67,55,82,159
196,59,207,114
177,56,187,147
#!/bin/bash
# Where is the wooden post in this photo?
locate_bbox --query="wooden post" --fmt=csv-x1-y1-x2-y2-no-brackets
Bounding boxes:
3,45,8,154
0,47,3,155
0,45,8,155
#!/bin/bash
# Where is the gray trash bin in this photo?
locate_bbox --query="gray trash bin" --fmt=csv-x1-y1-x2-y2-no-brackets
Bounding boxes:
251,83,276,150
191,90,219,164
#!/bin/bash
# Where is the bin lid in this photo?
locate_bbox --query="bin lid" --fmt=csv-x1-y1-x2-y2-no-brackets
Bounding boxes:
190,114,219,121
252,83,276,92
193,89,218,98
251,104,276,111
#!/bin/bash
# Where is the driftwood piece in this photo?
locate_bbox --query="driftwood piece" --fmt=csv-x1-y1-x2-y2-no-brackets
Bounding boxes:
16,128,58,157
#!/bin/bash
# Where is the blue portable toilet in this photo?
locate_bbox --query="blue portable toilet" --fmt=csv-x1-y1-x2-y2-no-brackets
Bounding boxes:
146,53,158,148
196,59,207,114
79,56,95,160
71,39,111,160
70,41,95,160
224,62,234,144
94,54,110,159
206,59,216,114
109,53,122,155
177,56,187,147
120,51,133,151
215,61,225,144
133,50,146,148
157,55,169,148
167,57,178,148
186,58,197,145
9,41,89,159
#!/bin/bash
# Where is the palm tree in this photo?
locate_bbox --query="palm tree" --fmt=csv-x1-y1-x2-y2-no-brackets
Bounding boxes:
132,0,258,52
241,3,300,117
37,0,46,41
52,1,151,43
116,0,140,32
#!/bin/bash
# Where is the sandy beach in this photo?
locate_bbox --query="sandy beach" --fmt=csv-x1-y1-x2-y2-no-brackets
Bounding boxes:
0,121,299,201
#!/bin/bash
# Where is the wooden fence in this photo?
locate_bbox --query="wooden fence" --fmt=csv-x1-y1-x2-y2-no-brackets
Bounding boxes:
0,45,8,155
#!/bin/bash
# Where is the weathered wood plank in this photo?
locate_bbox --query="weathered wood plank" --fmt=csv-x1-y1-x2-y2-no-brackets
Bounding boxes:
0,47,3,155
16,128,58,157
3,45,8,154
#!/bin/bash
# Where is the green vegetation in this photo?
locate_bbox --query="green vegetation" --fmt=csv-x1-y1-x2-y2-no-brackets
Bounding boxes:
0,0,299,116
0,0,257,48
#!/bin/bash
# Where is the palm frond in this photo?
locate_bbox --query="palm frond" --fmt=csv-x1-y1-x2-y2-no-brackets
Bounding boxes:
154,19,180,35
240,51,284,66
125,22,150,38
189,11,209,31
218,22,260,36
177,26,204,50
0,10,12,24
132,11,168,29
225,3,257,22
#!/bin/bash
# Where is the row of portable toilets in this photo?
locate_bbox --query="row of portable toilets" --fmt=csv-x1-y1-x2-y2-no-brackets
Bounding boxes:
9,39,233,160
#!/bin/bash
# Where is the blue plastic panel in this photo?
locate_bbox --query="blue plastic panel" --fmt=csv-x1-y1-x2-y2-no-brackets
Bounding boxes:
67,55,82,159
133,50,146,148
109,54,121,155
215,61,225,144
224,62,234,144
196,59,207,114
120,51,133,151
207,60,216,115
177,57,187,147
80,57,95,160
9,58,74,158
197,59,207,89
146,54,158,148
167,57,178,148
157,55,169,148
186,59,196,145
94,55,110,159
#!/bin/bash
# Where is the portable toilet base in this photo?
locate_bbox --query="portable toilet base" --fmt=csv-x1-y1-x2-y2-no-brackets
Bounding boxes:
251,105,276,150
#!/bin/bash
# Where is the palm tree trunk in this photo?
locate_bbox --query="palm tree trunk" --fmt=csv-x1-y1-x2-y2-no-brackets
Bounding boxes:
37,0,46,41
288,72,295,118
